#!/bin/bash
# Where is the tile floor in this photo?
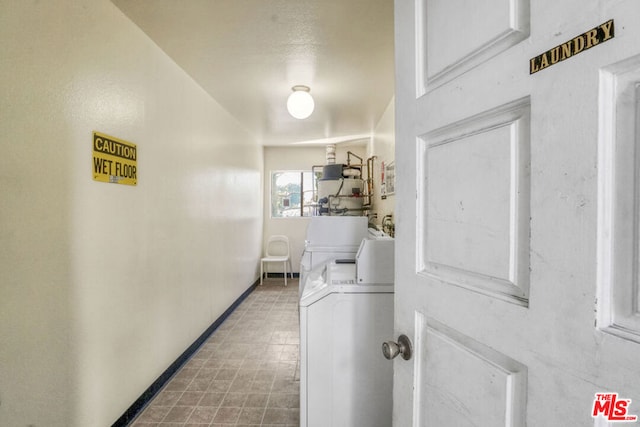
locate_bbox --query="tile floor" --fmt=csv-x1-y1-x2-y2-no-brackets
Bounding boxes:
130,278,300,427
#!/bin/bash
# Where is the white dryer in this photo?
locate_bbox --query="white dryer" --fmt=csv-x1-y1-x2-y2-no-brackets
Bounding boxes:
299,216,369,297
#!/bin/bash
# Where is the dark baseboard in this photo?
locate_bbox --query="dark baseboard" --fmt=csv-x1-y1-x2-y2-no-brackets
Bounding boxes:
111,280,259,427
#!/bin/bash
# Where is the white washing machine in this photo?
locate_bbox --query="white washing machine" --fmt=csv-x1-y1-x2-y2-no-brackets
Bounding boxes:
299,216,369,297
299,238,394,427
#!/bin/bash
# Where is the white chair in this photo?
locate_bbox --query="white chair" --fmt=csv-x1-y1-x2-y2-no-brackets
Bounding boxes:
260,235,293,286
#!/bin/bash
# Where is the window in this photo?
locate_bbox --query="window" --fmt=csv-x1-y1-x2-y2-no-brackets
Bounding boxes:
271,171,316,217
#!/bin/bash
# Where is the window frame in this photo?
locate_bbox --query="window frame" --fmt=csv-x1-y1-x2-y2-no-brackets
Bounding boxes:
270,170,316,218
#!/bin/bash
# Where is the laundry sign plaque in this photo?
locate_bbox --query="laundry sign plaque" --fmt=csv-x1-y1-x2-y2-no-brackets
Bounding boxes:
92,131,137,186
530,19,614,74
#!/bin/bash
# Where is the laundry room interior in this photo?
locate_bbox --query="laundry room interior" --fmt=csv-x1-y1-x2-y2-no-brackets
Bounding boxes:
263,127,396,272
7,0,639,426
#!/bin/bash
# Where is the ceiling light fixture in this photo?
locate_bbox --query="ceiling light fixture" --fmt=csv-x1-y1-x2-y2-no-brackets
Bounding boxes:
287,85,315,119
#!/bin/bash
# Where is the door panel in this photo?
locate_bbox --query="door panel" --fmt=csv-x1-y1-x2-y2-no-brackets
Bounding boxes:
598,56,640,343
413,314,527,426
418,0,530,91
394,0,640,425
418,99,531,305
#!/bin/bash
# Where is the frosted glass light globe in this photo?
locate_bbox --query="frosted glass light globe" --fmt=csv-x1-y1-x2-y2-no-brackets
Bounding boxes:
287,86,315,119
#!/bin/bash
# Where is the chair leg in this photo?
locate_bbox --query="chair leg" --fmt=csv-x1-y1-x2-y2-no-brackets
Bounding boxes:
284,261,287,287
260,261,263,286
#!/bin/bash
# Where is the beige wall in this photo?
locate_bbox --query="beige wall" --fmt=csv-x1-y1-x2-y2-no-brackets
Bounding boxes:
369,98,396,229
0,1,262,426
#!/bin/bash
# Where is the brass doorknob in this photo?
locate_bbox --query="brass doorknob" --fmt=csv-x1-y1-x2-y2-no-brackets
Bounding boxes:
382,334,412,360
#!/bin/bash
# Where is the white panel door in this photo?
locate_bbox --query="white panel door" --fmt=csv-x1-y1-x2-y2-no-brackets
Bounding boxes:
393,0,640,425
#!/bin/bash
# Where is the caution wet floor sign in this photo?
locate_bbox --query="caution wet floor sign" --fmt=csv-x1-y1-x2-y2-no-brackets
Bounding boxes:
92,131,137,186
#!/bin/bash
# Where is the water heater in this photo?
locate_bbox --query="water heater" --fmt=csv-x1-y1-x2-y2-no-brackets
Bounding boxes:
317,164,365,215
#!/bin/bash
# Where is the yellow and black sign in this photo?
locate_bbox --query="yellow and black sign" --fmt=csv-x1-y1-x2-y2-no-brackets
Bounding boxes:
530,19,614,74
92,131,137,186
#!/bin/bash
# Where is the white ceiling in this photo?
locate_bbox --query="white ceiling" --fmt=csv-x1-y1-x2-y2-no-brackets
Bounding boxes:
112,0,395,146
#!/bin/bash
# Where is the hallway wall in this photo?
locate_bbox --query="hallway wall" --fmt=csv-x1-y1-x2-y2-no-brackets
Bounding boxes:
368,98,396,229
0,1,262,426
